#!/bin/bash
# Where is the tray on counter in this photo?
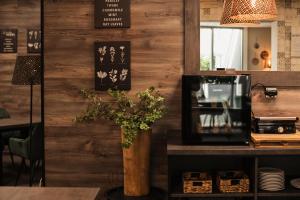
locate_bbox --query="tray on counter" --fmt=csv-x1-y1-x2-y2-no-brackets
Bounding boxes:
251,132,300,147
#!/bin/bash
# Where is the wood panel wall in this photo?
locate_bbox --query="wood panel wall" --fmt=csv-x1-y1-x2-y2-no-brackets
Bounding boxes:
252,88,300,129
44,0,300,197
44,0,183,192
0,0,41,121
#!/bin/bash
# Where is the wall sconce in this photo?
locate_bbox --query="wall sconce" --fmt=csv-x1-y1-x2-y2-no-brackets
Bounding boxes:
267,59,272,68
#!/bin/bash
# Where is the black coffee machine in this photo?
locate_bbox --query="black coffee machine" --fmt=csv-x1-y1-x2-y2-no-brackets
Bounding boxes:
182,75,252,145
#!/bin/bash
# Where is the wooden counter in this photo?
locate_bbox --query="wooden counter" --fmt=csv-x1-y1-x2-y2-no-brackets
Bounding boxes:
0,187,100,200
168,131,300,156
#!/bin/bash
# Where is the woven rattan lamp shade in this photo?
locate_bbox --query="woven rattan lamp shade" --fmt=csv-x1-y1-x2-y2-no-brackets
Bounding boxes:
220,0,260,27
230,0,277,21
12,55,41,85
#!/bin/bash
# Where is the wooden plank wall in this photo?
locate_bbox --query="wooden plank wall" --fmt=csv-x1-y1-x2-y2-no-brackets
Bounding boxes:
0,0,41,121
44,0,300,195
252,88,300,129
44,0,183,192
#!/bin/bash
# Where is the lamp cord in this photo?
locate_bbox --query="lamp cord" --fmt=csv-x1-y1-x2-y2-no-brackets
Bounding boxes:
251,83,266,91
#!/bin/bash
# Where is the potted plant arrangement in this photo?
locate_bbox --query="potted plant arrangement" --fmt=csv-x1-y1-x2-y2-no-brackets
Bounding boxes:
75,87,166,197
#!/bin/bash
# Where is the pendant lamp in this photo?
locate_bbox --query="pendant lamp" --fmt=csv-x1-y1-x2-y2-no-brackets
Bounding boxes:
230,0,277,21
220,0,260,27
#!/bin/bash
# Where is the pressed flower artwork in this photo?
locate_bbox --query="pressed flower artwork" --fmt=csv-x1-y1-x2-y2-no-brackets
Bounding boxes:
95,41,131,91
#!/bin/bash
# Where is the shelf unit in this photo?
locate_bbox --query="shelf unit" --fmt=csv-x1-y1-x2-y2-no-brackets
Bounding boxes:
167,131,300,200
170,192,254,198
170,181,254,198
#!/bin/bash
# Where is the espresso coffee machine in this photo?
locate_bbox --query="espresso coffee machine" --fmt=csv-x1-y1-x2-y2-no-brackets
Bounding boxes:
182,75,252,145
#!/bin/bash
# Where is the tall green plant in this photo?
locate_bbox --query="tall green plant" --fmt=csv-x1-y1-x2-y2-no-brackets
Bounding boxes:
75,87,167,148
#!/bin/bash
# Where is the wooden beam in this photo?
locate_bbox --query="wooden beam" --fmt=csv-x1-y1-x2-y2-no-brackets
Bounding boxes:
184,0,200,74
184,71,300,87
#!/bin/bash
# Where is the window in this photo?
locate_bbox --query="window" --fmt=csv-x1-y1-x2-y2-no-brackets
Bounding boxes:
200,27,243,71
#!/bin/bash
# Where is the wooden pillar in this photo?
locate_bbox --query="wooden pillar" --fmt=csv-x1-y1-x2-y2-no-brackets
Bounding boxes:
184,0,200,74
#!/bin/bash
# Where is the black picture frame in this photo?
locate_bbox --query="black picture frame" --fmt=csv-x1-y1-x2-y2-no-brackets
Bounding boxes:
27,29,41,54
0,29,18,53
95,0,131,28
95,41,131,91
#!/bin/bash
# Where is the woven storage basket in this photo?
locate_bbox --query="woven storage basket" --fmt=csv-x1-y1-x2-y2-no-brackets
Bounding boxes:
217,171,250,193
183,172,212,194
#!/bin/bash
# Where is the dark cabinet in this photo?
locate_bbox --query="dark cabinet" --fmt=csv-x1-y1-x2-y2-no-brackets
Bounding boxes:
182,75,251,145
167,133,300,200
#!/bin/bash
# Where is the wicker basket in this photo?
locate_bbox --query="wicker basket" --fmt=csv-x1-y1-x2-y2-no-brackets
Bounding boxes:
183,172,212,194
217,171,250,193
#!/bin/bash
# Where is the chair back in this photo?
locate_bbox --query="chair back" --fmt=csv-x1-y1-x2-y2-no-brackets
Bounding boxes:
0,108,10,119
28,123,43,160
0,108,11,149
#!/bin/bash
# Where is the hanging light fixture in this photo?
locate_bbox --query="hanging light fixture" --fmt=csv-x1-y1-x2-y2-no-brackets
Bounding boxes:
230,0,277,21
220,0,260,27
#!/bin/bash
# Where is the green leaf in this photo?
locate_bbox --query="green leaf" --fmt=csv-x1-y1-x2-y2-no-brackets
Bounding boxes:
75,87,167,148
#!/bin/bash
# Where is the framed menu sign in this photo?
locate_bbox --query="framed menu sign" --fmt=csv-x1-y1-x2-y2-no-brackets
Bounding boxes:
95,0,130,28
27,29,41,53
95,41,131,91
0,29,18,53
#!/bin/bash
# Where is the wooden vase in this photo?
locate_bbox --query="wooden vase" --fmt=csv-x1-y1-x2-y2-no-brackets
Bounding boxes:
121,129,151,197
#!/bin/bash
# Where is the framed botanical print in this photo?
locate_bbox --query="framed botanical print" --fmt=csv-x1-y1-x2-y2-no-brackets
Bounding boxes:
27,29,41,53
95,41,131,91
